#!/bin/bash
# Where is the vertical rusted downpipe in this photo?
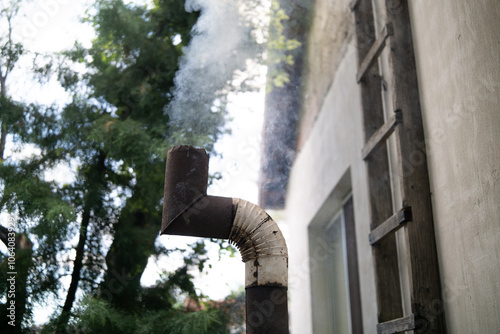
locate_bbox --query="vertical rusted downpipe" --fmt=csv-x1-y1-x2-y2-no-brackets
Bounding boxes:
246,286,288,334
162,146,289,333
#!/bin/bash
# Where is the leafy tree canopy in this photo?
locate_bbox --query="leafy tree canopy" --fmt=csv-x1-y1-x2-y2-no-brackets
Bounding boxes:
0,0,252,332
0,0,299,332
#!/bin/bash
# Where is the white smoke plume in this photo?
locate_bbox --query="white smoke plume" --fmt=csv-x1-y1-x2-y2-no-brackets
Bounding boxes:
167,0,263,148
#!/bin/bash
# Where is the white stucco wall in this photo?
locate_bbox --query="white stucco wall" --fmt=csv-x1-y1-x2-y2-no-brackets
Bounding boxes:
286,41,378,333
409,1,500,333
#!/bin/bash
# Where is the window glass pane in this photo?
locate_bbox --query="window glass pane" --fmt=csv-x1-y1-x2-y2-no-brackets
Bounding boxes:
325,213,351,333
309,195,363,333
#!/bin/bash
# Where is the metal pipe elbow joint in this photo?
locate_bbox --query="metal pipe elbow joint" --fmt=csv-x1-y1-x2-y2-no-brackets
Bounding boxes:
161,145,288,333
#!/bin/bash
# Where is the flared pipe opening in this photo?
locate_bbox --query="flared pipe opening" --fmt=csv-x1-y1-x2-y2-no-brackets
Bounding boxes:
163,146,208,231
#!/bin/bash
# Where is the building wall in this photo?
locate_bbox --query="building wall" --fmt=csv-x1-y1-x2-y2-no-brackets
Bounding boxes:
298,0,353,148
286,0,378,327
287,42,378,332
409,1,500,332
284,0,500,333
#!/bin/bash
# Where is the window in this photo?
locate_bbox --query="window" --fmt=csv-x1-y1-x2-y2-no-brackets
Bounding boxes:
309,196,363,334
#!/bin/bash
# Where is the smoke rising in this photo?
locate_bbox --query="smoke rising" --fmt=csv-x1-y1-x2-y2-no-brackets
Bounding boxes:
167,0,262,148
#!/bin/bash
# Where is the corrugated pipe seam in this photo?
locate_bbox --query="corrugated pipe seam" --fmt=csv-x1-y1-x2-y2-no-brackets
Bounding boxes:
229,198,288,288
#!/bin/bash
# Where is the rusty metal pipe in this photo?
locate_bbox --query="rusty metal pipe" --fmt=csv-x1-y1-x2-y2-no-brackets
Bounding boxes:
161,145,289,333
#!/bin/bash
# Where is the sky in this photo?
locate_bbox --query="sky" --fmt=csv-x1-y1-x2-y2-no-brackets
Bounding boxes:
1,0,266,323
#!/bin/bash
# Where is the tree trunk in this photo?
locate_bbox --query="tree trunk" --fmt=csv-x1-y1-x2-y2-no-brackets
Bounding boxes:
0,123,6,161
56,207,91,331
101,161,165,313
101,205,159,312
0,75,7,161
57,152,106,331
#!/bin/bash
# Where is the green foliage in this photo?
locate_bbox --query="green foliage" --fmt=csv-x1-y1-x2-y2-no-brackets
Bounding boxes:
72,297,130,333
0,95,23,130
56,275,235,334
0,0,253,332
0,39,22,74
208,288,245,334
266,0,301,91
0,0,24,77
66,295,226,334
163,310,223,334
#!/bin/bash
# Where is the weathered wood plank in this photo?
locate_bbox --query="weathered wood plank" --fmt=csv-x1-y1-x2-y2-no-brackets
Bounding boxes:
369,207,412,245
353,0,403,323
362,110,402,160
384,0,446,331
356,23,393,83
377,314,415,334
